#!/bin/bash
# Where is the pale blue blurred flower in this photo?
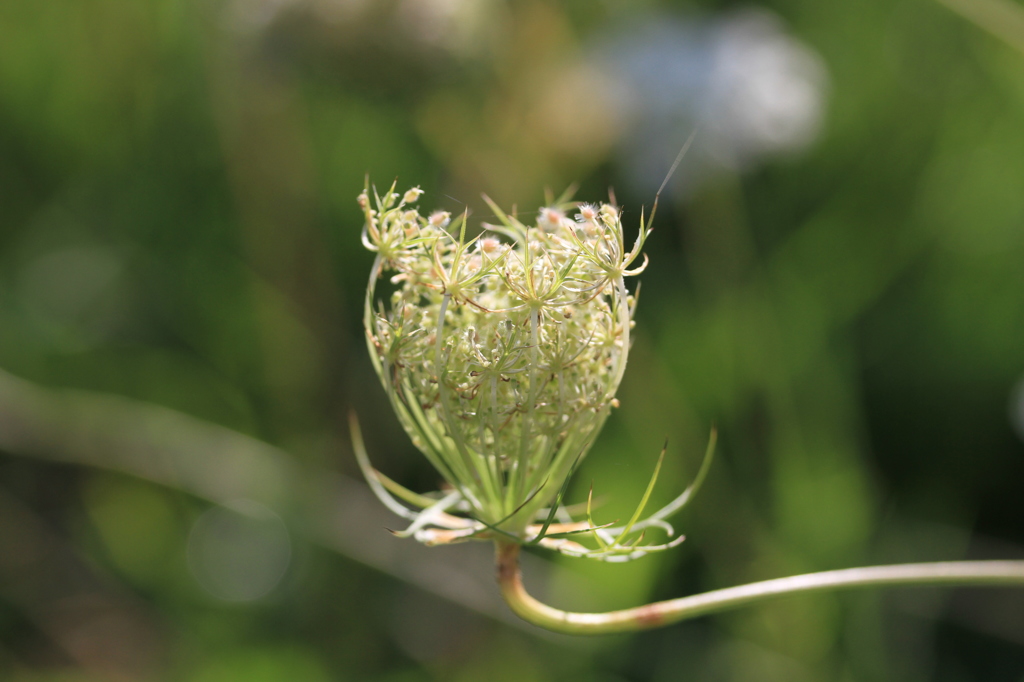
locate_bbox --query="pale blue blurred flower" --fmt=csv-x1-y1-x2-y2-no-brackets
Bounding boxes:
594,9,828,195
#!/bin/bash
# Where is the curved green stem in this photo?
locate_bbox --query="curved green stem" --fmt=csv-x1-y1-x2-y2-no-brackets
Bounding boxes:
494,542,1024,635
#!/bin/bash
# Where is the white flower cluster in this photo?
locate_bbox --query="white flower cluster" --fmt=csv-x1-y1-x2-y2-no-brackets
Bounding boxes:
360,182,648,533
356,181,713,561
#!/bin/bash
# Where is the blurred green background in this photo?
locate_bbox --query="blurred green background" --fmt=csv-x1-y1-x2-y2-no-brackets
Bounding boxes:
1,0,1023,680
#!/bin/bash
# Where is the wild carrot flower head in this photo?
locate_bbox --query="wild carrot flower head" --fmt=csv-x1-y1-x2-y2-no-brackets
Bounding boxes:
355,180,713,560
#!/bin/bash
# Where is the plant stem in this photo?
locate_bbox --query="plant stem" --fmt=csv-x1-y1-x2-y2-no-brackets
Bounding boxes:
494,541,1024,635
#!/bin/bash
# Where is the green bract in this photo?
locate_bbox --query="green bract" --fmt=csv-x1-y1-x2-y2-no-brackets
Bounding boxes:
355,181,715,561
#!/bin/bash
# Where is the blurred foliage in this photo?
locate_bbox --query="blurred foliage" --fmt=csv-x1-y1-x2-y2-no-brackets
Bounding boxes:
1,0,1023,680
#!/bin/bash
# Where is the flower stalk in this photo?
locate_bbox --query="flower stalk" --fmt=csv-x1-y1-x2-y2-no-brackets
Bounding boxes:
496,541,1024,635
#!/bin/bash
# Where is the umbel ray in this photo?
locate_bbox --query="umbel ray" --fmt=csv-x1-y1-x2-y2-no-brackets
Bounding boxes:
351,153,1024,635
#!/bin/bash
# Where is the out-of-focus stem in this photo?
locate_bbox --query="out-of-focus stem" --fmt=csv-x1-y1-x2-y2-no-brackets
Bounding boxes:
494,542,1024,635
937,0,1024,56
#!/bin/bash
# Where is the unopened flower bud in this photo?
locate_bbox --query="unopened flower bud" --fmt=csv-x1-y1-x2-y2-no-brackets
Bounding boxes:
429,211,451,228
600,204,617,224
539,207,564,230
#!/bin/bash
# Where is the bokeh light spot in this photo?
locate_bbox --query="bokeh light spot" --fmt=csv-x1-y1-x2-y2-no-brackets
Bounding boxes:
187,499,292,602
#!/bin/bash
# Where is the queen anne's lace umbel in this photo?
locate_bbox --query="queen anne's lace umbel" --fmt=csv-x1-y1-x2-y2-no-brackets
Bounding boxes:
357,181,712,560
